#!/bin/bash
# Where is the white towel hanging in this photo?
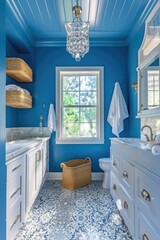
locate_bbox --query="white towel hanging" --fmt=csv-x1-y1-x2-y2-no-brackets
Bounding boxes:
107,82,129,137
47,104,56,133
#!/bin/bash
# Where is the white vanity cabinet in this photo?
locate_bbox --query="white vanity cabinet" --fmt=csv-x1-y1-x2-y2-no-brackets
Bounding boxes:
110,139,160,240
6,154,25,240
6,138,49,239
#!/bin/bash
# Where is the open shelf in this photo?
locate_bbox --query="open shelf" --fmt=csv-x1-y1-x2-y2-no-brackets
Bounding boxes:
6,58,32,82
6,91,32,108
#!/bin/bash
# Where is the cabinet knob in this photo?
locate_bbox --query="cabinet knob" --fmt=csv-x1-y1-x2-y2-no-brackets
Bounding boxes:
113,184,117,190
141,189,151,202
122,171,128,178
113,160,117,166
123,201,128,210
142,234,149,240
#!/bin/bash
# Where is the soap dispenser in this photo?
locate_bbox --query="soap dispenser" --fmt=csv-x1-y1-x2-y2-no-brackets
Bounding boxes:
39,115,44,133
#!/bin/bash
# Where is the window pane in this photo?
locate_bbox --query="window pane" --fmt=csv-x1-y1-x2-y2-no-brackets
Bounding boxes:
63,92,79,105
80,107,96,122
148,81,153,90
80,91,96,105
155,91,159,105
155,81,159,90
63,107,79,122
63,123,79,137
63,76,79,91
80,76,96,90
80,123,97,137
148,91,153,106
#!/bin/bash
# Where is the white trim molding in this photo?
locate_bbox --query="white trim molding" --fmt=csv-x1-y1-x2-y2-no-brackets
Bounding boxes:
47,172,104,181
56,66,104,144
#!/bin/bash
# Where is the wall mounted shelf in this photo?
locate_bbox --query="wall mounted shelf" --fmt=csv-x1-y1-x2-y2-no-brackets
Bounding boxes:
6,91,32,108
6,58,32,82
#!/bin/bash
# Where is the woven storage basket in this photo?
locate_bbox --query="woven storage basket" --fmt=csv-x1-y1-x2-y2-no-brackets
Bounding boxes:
6,58,32,82
6,91,32,108
60,157,91,190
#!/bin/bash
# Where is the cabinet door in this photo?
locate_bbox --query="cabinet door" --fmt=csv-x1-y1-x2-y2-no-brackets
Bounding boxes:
135,207,160,240
110,172,121,210
111,153,120,177
135,168,160,230
120,157,134,198
35,148,43,192
6,154,25,240
120,186,135,237
7,199,22,240
41,140,49,178
26,148,36,213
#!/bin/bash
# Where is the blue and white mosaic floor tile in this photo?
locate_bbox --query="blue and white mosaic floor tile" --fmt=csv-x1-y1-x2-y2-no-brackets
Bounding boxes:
15,181,133,240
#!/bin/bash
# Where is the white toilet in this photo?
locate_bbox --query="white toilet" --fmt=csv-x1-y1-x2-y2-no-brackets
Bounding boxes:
99,158,111,189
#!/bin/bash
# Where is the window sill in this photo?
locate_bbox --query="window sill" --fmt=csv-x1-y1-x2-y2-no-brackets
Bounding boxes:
56,139,104,144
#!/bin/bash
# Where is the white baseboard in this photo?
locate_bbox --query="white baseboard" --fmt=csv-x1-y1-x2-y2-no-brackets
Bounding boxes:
47,172,104,181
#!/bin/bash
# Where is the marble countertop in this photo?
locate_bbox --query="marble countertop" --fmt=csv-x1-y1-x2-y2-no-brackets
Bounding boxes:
110,137,150,150
6,137,50,162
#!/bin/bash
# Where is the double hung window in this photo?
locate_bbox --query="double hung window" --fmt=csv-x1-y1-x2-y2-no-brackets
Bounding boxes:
56,67,104,144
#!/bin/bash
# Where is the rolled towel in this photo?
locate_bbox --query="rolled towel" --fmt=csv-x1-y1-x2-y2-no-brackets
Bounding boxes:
6,84,30,95
151,144,160,155
23,88,30,96
6,84,22,92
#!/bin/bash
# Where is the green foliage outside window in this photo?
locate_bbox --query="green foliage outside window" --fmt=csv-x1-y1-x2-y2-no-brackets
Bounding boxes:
62,75,97,138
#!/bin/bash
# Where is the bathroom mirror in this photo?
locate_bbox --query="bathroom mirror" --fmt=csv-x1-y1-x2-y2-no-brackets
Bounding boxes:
137,1,160,117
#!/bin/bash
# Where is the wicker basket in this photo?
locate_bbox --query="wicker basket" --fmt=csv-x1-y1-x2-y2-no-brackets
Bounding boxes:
6,58,32,82
60,157,91,190
6,91,32,108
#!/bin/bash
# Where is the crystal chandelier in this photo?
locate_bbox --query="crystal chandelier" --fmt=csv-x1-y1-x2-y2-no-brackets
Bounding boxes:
65,1,89,62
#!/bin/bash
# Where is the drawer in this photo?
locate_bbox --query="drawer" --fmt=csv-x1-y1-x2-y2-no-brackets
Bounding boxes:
120,158,134,197
7,175,22,207
7,198,22,240
135,207,160,240
135,168,160,230
7,154,24,181
110,172,121,210
111,153,120,177
120,186,134,237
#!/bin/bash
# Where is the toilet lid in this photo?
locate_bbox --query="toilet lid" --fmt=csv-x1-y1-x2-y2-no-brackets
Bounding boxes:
99,158,110,162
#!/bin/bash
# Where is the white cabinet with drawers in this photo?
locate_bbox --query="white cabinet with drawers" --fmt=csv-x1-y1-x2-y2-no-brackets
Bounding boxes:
6,138,49,240
6,154,25,240
110,139,160,240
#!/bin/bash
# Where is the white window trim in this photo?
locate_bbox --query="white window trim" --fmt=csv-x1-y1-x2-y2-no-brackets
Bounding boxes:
56,66,104,144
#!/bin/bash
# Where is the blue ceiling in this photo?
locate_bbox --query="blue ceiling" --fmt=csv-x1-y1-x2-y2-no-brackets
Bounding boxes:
6,0,158,52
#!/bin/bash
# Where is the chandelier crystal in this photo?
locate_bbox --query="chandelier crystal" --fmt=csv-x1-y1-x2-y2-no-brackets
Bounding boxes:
65,3,89,62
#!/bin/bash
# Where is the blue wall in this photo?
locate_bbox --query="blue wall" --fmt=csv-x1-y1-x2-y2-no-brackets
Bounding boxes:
128,25,145,137
6,40,19,127
0,1,6,239
6,40,35,127
13,46,130,172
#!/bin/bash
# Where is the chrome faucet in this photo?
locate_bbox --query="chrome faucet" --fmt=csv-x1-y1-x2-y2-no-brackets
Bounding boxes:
10,129,24,141
141,125,153,141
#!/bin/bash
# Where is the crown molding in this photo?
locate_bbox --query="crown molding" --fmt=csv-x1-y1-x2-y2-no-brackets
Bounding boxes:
35,38,128,47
